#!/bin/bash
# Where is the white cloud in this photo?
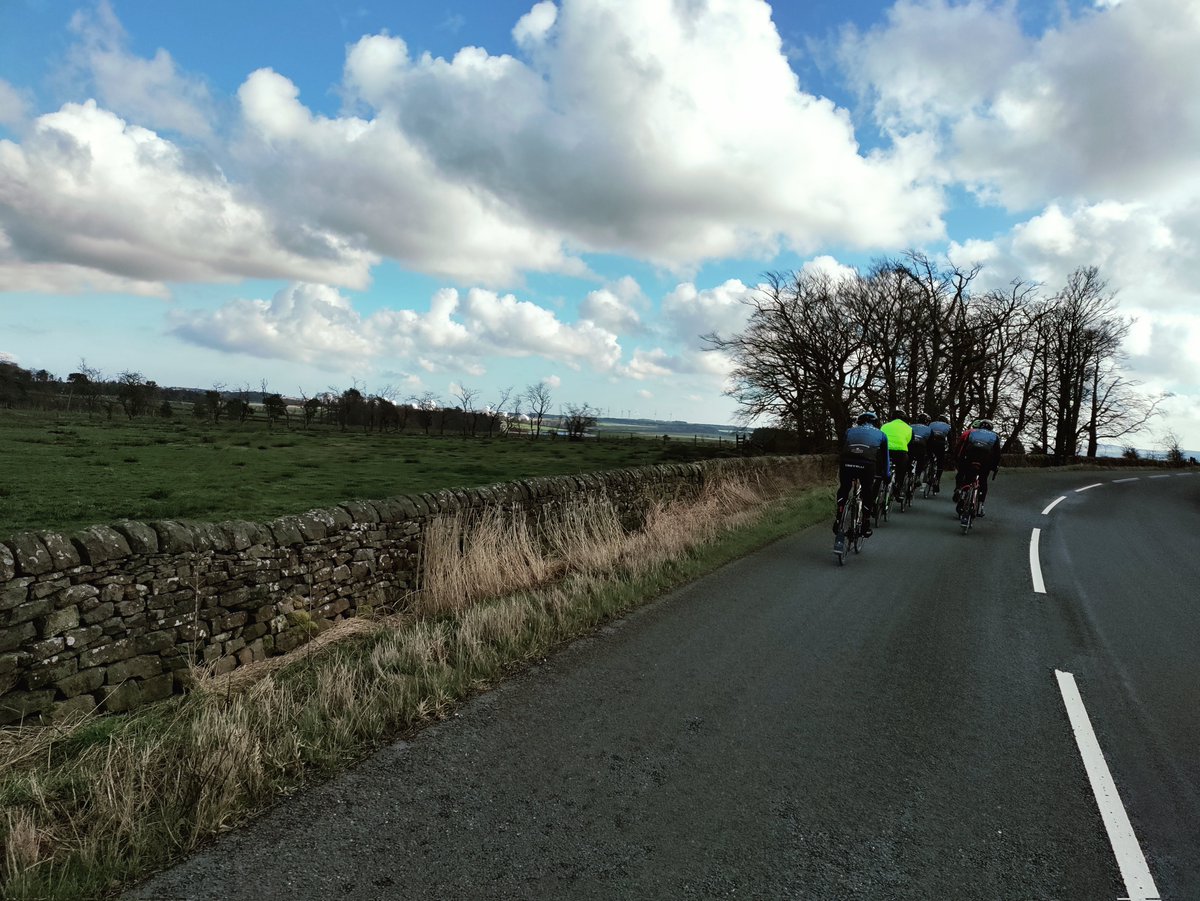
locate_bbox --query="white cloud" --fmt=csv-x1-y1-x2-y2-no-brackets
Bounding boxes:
579,276,645,333
172,282,625,374
842,0,1200,209
169,283,375,366
67,0,215,140
235,66,585,286
513,1,558,48
0,80,29,126
0,101,375,293
340,0,944,267
661,279,755,345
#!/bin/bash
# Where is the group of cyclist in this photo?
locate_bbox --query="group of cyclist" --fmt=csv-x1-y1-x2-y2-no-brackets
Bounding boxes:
834,409,1002,551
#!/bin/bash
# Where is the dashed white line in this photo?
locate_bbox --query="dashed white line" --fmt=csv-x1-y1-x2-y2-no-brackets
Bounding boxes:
1055,671,1161,901
1148,474,1171,480
1030,528,1046,594
1042,496,1067,515
1112,477,1140,484
1177,472,1195,477
1076,482,1103,492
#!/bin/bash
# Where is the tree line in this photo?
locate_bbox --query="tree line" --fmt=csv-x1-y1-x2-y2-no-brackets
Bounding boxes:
0,360,606,440
704,254,1167,459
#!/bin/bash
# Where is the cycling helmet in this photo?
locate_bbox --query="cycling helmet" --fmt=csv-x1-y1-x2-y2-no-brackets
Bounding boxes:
918,413,931,425
970,418,983,428
856,411,880,426
935,414,949,423
976,418,994,430
891,409,908,423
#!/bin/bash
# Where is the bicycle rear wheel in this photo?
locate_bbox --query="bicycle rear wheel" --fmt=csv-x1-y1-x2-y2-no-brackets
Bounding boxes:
850,495,863,553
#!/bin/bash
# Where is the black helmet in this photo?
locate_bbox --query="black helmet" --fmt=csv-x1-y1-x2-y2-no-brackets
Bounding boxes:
891,409,908,423
935,414,949,423
856,411,879,426
918,413,931,425
977,418,994,430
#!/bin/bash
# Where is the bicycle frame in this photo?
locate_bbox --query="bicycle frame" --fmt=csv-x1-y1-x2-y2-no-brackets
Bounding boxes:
960,474,981,533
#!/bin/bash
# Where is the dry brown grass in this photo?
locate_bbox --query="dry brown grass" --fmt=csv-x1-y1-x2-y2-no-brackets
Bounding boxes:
0,465,825,900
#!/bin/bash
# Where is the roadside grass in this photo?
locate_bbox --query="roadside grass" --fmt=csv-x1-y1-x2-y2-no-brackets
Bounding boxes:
0,472,832,900
0,410,741,539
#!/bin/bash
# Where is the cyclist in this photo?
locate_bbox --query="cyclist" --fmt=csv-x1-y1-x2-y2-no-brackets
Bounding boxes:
834,411,889,550
909,414,932,490
927,414,952,492
880,410,913,505
954,418,1002,521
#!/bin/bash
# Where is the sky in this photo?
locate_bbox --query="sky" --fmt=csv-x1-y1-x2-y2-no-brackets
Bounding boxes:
0,0,1197,450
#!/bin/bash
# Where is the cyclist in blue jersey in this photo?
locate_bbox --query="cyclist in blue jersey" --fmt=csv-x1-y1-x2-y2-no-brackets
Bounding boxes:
926,414,952,493
909,414,932,489
834,411,889,548
954,418,1002,519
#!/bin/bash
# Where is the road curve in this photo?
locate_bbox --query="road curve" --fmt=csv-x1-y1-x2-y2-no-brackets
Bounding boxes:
127,468,1199,900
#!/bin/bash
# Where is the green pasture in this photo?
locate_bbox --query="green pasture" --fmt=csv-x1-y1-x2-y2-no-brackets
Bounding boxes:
0,411,741,539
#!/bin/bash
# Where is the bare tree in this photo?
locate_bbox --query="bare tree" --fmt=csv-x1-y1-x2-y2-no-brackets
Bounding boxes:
523,382,554,438
485,386,514,438
452,384,481,436
562,402,598,440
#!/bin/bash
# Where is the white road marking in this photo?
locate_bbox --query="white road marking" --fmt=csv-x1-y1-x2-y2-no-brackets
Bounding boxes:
1055,671,1161,901
1030,529,1046,594
1177,472,1194,477
1042,496,1067,515
1076,482,1103,492
1149,475,1171,480
1112,477,1140,484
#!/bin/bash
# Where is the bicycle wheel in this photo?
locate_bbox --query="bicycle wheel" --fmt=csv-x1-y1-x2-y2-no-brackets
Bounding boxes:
833,500,848,563
960,483,975,534
922,462,935,498
850,495,863,553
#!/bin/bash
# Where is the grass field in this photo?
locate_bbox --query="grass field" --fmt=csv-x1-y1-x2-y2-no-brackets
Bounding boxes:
0,411,743,539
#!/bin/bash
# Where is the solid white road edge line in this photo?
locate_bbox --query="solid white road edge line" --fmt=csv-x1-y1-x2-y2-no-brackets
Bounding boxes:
1076,482,1103,492
1112,477,1140,483
1054,670,1161,901
1042,496,1067,515
1030,529,1046,594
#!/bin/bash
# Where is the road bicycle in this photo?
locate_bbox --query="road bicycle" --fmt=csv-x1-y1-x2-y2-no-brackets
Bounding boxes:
834,478,866,565
921,456,939,499
874,475,891,526
898,463,916,512
957,474,981,534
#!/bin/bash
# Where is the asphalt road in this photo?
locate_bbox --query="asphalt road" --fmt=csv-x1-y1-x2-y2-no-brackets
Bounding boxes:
128,468,1200,900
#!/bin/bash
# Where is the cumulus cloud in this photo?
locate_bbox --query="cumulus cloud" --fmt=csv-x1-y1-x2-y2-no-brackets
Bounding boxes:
169,283,375,366
579,276,645,333
171,282,624,374
841,0,1200,209
661,279,755,344
341,0,944,266
0,101,376,293
2,0,951,295
235,66,585,286
67,0,215,140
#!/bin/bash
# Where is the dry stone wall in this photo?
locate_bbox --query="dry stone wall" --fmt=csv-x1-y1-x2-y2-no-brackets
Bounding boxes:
0,455,828,725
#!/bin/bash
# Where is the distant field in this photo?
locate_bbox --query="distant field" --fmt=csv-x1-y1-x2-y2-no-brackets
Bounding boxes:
0,411,743,538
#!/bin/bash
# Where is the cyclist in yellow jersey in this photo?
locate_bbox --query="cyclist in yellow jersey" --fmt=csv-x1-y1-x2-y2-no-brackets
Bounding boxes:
880,410,913,503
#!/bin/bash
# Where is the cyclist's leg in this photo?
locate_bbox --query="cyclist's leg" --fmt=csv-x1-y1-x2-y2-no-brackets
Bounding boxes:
837,459,867,531
859,460,876,520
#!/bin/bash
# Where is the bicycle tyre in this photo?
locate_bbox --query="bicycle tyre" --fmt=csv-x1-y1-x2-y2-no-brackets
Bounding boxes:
850,495,863,553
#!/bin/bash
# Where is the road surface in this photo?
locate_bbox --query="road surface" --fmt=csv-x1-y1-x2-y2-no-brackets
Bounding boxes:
128,467,1199,900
